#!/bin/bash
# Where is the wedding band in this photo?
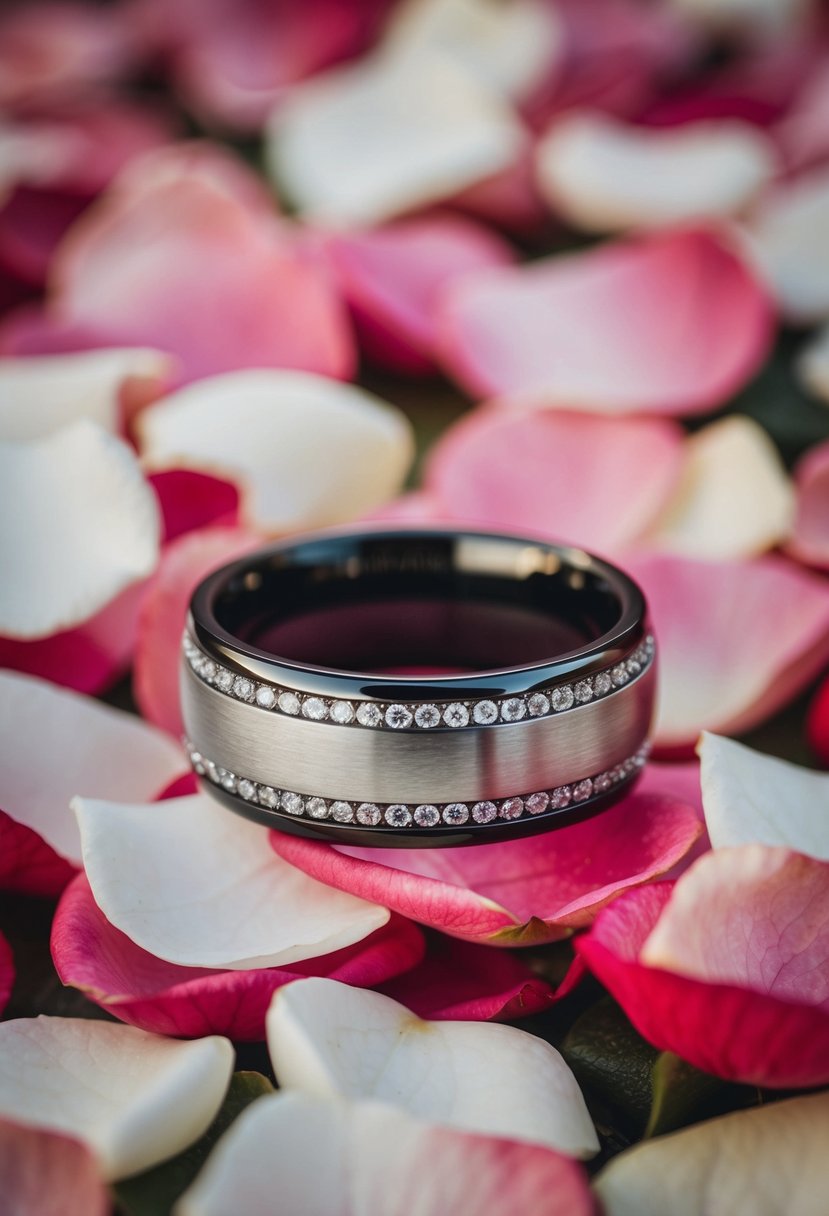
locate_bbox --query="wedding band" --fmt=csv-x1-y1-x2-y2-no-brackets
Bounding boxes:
181,527,656,847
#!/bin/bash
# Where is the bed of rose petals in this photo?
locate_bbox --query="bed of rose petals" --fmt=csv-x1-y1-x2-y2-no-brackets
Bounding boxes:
2,0,829,1212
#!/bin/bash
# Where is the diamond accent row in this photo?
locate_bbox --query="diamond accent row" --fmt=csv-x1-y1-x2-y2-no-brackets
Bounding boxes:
183,633,655,732
185,740,651,830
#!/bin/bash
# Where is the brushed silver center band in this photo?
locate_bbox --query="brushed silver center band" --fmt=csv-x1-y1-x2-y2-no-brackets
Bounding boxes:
182,526,656,846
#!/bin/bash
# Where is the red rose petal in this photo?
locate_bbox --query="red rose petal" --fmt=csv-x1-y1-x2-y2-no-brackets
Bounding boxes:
0,929,14,1015
808,674,829,767
148,468,241,544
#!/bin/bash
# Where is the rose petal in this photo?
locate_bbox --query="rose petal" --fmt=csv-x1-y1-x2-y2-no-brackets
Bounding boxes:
363,489,449,524
626,553,829,753
267,47,525,228
0,1119,108,1216
0,348,173,441
451,144,550,237
148,469,241,543
133,526,260,737
51,873,423,1040
744,165,829,323
666,0,811,36
75,791,390,969
0,1016,233,1180
576,863,829,1086
267,978,598,1156
47,144,354,383
786,435,829,573
136,370,414,533
808,674,829,767
642,415,794,560
536,112,775,232
424,406,685,553
324,215,514,374
438,227,772,414
0,929,13,1015
0,420,160,639
378,933,557,1021
596,1090,829,1216
177,1092,597,1216
0,668,184,878
699,731,829,859
270,790,702,946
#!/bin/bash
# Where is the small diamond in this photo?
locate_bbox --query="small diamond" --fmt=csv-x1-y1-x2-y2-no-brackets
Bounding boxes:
331,801,354,823
626,657,642,678
573,778,594,802
500,796,524,820
414,804,440,827
385,704,413,730
550,785,572,808
204,759,219,783
278,690,301,716
189,750,205,775
501,698,526,722
443,702,469,729
330,700,355,725
550,685,574,712
414,704,441,729
255,684,276,709
574,679,593,704
611,664,628,687
302,697,328,721
237,778,256,801
443,802,469,825
219,769,237,792
593,671,612,697
201,659,217,682
527,693,550,717
281,791,304,815
215,669,233,692
593,771,613,793
307,797,329,819
526,792,550,815
472,801,498,824
233,676,254,701
259,786,279,809
385,804,412,827
357,802,381,825
356,703,382,728
472,700,498,726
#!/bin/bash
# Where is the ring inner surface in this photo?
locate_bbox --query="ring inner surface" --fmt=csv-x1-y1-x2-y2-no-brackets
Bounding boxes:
210,533,624,675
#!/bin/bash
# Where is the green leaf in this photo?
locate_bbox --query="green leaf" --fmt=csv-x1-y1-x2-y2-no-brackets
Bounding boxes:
646,1052,759,1138
114,1071,274,1216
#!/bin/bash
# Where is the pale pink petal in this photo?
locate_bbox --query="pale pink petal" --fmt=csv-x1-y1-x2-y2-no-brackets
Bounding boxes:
537,112,776,233
0,348,173,441
178,1093,597,1216
48,144,354,383
133,526,260,737
0,1017,233,1180
267,978,598,1155
775,62,829,172
627,553,829,753
147,469,240,543
451,145,550,238
324,215,514,373
424,406,685,553
137,370,414,533
75,792,390,969
379,934,559,1021
745,165,829,323
597,1091,829,1216
51,874,424,1040
267,48,525,228
787,436,829,571
270,789,702,945
0,1119,108,1216
699,732,829,859
438,227,773,414
0,668,184,881
0,420,159,640
643,415,794,560
362,489,448,525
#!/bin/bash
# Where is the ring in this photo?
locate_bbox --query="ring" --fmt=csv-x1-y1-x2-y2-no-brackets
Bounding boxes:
181,527,656,847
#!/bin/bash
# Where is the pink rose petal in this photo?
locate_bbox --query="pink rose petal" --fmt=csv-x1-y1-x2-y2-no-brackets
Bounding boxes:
324,215,514,375
133,526,261,737
424,406,685,553
147,469,241,544
0,811,76,897
438,227,773,415
0,1118,108,1216
577,848,829,1087
51,874,424,1040
808,675,829,768
270,789,702,946
379,933,562,1021
0,929,13,1015
451,146,550,238
626,552,829,755
45,143,354,384
788,437,829,571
